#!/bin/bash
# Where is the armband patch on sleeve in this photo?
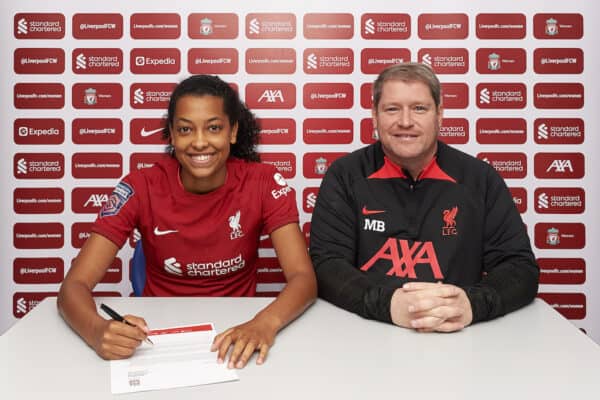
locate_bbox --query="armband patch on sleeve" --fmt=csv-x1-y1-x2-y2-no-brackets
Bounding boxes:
100,181,134,217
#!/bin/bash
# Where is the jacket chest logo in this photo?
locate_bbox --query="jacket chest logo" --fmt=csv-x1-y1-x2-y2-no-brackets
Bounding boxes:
442,206,458,236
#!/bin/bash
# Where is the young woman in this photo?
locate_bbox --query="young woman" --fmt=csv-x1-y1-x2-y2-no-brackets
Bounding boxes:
57,75,317,369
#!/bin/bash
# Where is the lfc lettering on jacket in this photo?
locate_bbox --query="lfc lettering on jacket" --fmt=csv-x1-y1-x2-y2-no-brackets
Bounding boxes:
360,238,444,279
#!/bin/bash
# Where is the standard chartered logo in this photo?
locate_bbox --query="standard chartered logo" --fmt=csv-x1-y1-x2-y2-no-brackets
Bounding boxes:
306,192,317,209
164,257,182,276
364,18,375,35
249,18,260,34
479,88,491,104
16,297,27,314
17,158,28,174
134,88,145,104
76,53,87,69
306,53,318,69
17,18,28,34
537,123,549,140
538,193,549,209
421,53,432,66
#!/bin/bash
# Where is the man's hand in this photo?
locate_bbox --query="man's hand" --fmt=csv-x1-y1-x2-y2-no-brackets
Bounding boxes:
211,316,278,369
390,282,473,332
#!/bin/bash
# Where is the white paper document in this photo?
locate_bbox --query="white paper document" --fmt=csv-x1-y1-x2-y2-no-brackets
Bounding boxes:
110,323,238,394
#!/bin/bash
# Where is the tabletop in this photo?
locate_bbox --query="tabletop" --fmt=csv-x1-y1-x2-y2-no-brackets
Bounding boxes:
1,297,599,399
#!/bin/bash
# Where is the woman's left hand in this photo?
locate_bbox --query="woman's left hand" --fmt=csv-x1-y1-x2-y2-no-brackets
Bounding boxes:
211,316,279,369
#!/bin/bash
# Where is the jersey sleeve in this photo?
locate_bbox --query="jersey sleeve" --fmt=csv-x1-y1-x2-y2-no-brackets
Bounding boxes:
91,174,141,248
309,161,395,323
259,165,299,234
464,165,539,323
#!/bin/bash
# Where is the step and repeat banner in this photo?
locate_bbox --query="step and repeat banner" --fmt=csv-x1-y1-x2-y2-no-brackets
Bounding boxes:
1,0,598,342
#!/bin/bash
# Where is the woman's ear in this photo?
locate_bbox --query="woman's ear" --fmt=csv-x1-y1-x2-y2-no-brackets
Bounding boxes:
230,122,238,144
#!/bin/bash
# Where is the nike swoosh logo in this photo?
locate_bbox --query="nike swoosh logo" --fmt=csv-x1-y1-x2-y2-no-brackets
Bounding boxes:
362,206,385,216
154,227,178,236
140,127,164,137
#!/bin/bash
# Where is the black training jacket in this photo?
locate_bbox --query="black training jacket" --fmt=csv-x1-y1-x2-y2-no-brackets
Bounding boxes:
309,140,539,324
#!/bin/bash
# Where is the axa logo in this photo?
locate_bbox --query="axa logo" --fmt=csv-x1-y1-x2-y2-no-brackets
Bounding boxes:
164,257,182,276
546,159,573,173
258,89,284,103
361,239,444,279
442,206,458,236
229,210,244,239
83,193,108,208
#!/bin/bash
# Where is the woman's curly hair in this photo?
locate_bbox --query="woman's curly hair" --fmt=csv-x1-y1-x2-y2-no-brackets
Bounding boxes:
163,75,260,162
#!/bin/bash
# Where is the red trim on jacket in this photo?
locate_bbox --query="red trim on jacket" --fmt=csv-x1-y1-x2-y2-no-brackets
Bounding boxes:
368,156,456,183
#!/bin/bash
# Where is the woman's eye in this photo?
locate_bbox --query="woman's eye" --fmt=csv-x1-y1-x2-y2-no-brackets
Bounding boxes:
177,126,191,134
208,125,222,132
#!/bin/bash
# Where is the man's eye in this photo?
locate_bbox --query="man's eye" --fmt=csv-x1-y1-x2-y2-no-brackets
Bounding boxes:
414,105,427,112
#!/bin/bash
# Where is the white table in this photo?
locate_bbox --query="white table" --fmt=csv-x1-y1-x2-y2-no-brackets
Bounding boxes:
1,297,599,399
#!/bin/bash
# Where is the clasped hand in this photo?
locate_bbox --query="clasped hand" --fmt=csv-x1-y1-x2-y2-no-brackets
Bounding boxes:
390,282,473,332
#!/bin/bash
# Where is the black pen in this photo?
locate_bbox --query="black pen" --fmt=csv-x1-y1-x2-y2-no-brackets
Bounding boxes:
100,303,154,345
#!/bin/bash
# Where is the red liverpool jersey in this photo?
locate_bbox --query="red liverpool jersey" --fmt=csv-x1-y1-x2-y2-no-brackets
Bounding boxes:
93,155,298,296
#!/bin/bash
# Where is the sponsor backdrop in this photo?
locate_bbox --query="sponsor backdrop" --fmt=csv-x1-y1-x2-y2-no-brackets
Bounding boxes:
1,0,598,342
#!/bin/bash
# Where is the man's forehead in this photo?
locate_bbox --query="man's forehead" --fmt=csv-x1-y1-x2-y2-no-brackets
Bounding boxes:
380,80,434,102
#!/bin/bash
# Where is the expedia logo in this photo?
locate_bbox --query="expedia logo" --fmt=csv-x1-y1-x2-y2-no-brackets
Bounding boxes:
303,13,354,39
130,48,180,74
508,187,527,214
361,14,410,39
271,173,292,199
14,118,64,145
303,83,353,109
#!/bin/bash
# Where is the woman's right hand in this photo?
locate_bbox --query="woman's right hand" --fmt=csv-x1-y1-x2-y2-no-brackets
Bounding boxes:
91,314,150,360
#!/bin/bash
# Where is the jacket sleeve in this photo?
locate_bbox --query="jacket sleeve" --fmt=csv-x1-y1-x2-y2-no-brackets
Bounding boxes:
464,165,540,323
309,163,395,323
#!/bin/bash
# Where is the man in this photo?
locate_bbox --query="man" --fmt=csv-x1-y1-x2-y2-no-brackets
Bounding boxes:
309,63,538,332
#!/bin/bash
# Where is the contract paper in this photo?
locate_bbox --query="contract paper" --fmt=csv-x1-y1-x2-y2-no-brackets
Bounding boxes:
110,323,238,394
